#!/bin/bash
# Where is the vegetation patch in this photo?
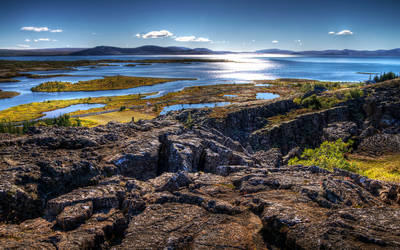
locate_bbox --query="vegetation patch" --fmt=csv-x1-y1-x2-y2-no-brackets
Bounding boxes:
294,88,364,110
289,139,357,172
0,78,20,83
0,90,19,99
81,110,156,126
31,75,193,92
0,114,83,134
348,154,400,183
289,140,400,183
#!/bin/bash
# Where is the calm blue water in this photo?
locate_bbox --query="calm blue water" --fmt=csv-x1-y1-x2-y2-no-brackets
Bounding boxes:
256,93,280,100
42,103,105,118
0,54,400,111
160,102,231,115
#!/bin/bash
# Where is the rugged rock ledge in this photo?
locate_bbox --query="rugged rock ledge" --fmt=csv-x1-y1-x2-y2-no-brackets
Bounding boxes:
0,80,399,249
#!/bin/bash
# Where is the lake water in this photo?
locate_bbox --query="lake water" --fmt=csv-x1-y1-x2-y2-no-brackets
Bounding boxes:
223,94,238,98
41,103,106,119
160,102,231,115
1,54,400,111
256,93,280,100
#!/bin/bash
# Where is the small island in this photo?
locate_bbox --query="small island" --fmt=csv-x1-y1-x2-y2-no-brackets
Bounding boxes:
31,75,195,92
0,89,19,99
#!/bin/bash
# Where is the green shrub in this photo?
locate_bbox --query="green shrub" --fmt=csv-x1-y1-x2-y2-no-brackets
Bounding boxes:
344,88,364,99
297,88,363,111
289,139,357,172
300,94,322,110
119,106,126,111
297,82,341,93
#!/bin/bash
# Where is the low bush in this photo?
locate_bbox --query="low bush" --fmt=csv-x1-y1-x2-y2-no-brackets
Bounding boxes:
296,88,363,110
289,139,357,172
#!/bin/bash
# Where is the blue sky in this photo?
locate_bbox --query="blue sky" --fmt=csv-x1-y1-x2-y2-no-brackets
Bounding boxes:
1,0,399,51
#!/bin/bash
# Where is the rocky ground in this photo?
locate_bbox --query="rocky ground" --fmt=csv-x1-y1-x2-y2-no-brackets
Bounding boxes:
0,80,399,249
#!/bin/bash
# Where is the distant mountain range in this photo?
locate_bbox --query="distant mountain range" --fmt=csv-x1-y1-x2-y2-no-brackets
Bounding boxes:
0,45,400,57
70,45,226,56
255,48,400,56
0,48,85,57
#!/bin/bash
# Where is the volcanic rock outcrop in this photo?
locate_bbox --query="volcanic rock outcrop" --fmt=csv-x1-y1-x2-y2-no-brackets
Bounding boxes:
0,80,400,249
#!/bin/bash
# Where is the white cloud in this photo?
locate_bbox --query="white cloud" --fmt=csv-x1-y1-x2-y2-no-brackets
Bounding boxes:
34,38,51,42
272,40,279,44
21,26,49,32
295,39,302,46
175,36,211,42
211,40,228,44
329,30,354,36
17,44,31,48
137,30,174,39
136,30,211,42
336,29,353,36
25,38,31,42
21,26,62,33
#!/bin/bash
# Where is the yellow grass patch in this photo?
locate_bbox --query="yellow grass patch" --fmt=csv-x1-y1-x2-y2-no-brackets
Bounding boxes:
81,110,156,126
348,154,400,183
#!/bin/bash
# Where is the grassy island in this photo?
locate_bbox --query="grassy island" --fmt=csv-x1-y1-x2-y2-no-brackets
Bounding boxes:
0,90,19,99
31,75,194,92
